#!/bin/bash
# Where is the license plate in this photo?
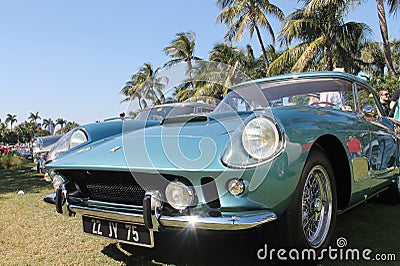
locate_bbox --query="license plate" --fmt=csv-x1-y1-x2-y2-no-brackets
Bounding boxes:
82,216,154,248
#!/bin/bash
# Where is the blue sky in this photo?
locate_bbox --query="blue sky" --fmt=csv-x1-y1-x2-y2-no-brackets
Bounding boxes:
0,0,399,125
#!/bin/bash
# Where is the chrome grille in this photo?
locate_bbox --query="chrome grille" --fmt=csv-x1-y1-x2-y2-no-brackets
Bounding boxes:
86,183,146,204
59,170,170,205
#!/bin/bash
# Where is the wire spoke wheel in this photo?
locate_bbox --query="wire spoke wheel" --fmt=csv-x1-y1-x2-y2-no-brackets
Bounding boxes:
301,165,333,248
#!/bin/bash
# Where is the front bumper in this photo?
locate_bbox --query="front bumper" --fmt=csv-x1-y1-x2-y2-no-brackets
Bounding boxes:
44,192,277,231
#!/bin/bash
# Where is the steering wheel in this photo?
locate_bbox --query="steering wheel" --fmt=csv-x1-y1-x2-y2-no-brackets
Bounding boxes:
310,101,336,107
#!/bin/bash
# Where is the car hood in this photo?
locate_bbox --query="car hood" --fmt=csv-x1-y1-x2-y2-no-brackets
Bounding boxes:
46,112,249,172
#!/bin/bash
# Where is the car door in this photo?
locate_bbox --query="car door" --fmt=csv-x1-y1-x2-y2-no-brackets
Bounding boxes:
355,83,397,190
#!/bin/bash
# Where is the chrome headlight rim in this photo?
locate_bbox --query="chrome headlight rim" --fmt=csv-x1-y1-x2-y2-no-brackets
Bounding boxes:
52,174,65,190
241,116,283,161
47,128,90,162
164,181,195,211
69,129,88,149
221,114,285,169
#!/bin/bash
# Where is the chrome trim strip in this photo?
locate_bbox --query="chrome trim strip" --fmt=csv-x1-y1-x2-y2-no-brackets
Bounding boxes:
160,212,277,230
70,205,145,224
337,186,390,215
68,204,277,230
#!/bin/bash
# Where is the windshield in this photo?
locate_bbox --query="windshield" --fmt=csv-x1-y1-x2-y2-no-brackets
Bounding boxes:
135,104,215,120
214,78,354,113
135,106,176,121
214,91,267,113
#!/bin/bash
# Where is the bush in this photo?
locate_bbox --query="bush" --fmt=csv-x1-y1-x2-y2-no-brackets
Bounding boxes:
0,152,28,169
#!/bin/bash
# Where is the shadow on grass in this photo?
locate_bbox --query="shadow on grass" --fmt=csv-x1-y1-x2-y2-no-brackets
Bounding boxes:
101,199,400,266
327,198,400,265
0,166,48,194
102,229,318,266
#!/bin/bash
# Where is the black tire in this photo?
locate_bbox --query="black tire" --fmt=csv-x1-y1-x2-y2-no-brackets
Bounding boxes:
278,144,337,251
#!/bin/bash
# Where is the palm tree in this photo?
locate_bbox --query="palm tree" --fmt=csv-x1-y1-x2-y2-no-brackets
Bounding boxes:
174,44,265,102
28,111,41,124
358,41,386,76
209,43,243,87
209,43,267,79
5,114,17,131
56,118,67,132
121,63,167,108
269,0,371,74
374,0,398,77
242,44,272,79
391,38,400,73
163,31,201,93
63,121,79,132
209,43,242,66
216,0,284,71
172,43,244,102
163,31,201,68
0,121,6,141
42,118,55,134
175,43,270,103
121,77,148,110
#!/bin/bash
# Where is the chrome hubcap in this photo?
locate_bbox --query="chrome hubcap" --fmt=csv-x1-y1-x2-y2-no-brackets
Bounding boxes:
302,165,333,248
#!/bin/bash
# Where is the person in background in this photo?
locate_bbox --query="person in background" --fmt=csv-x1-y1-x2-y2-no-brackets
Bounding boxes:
378,90,390,116
389,77,400,112
346,135,362,158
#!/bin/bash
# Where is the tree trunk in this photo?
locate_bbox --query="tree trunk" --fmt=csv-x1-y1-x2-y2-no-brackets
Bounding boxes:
376,0,397,77
224,60,239,87
255,26,269,73
186,60,195,92
326,42,334,71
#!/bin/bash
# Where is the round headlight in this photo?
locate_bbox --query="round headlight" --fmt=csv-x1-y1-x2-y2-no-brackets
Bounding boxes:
165,181,194,211
242,117,280,160
52,174,65,190
70,130,88,148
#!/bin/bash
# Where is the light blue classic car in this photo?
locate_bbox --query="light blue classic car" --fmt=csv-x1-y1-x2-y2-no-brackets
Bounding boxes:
31,134,64,172
45,72,400,251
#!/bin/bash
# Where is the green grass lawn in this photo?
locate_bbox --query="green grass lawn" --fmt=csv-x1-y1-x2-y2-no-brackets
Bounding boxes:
0,165,123,265
0,165,399,265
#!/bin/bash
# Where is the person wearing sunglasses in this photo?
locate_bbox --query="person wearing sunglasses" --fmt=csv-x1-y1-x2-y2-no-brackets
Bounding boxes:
379,90,390,116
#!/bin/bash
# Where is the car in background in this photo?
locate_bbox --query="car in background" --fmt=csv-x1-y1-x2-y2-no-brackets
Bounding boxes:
31,135,63,172
13,143,33,160
0,144,11,154
44,72,400,252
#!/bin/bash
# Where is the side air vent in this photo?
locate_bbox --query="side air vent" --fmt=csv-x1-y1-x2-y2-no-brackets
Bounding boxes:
201,177,221,209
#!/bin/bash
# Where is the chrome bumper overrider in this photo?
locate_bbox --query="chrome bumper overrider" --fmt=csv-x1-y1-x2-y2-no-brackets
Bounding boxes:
44,192,277,231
